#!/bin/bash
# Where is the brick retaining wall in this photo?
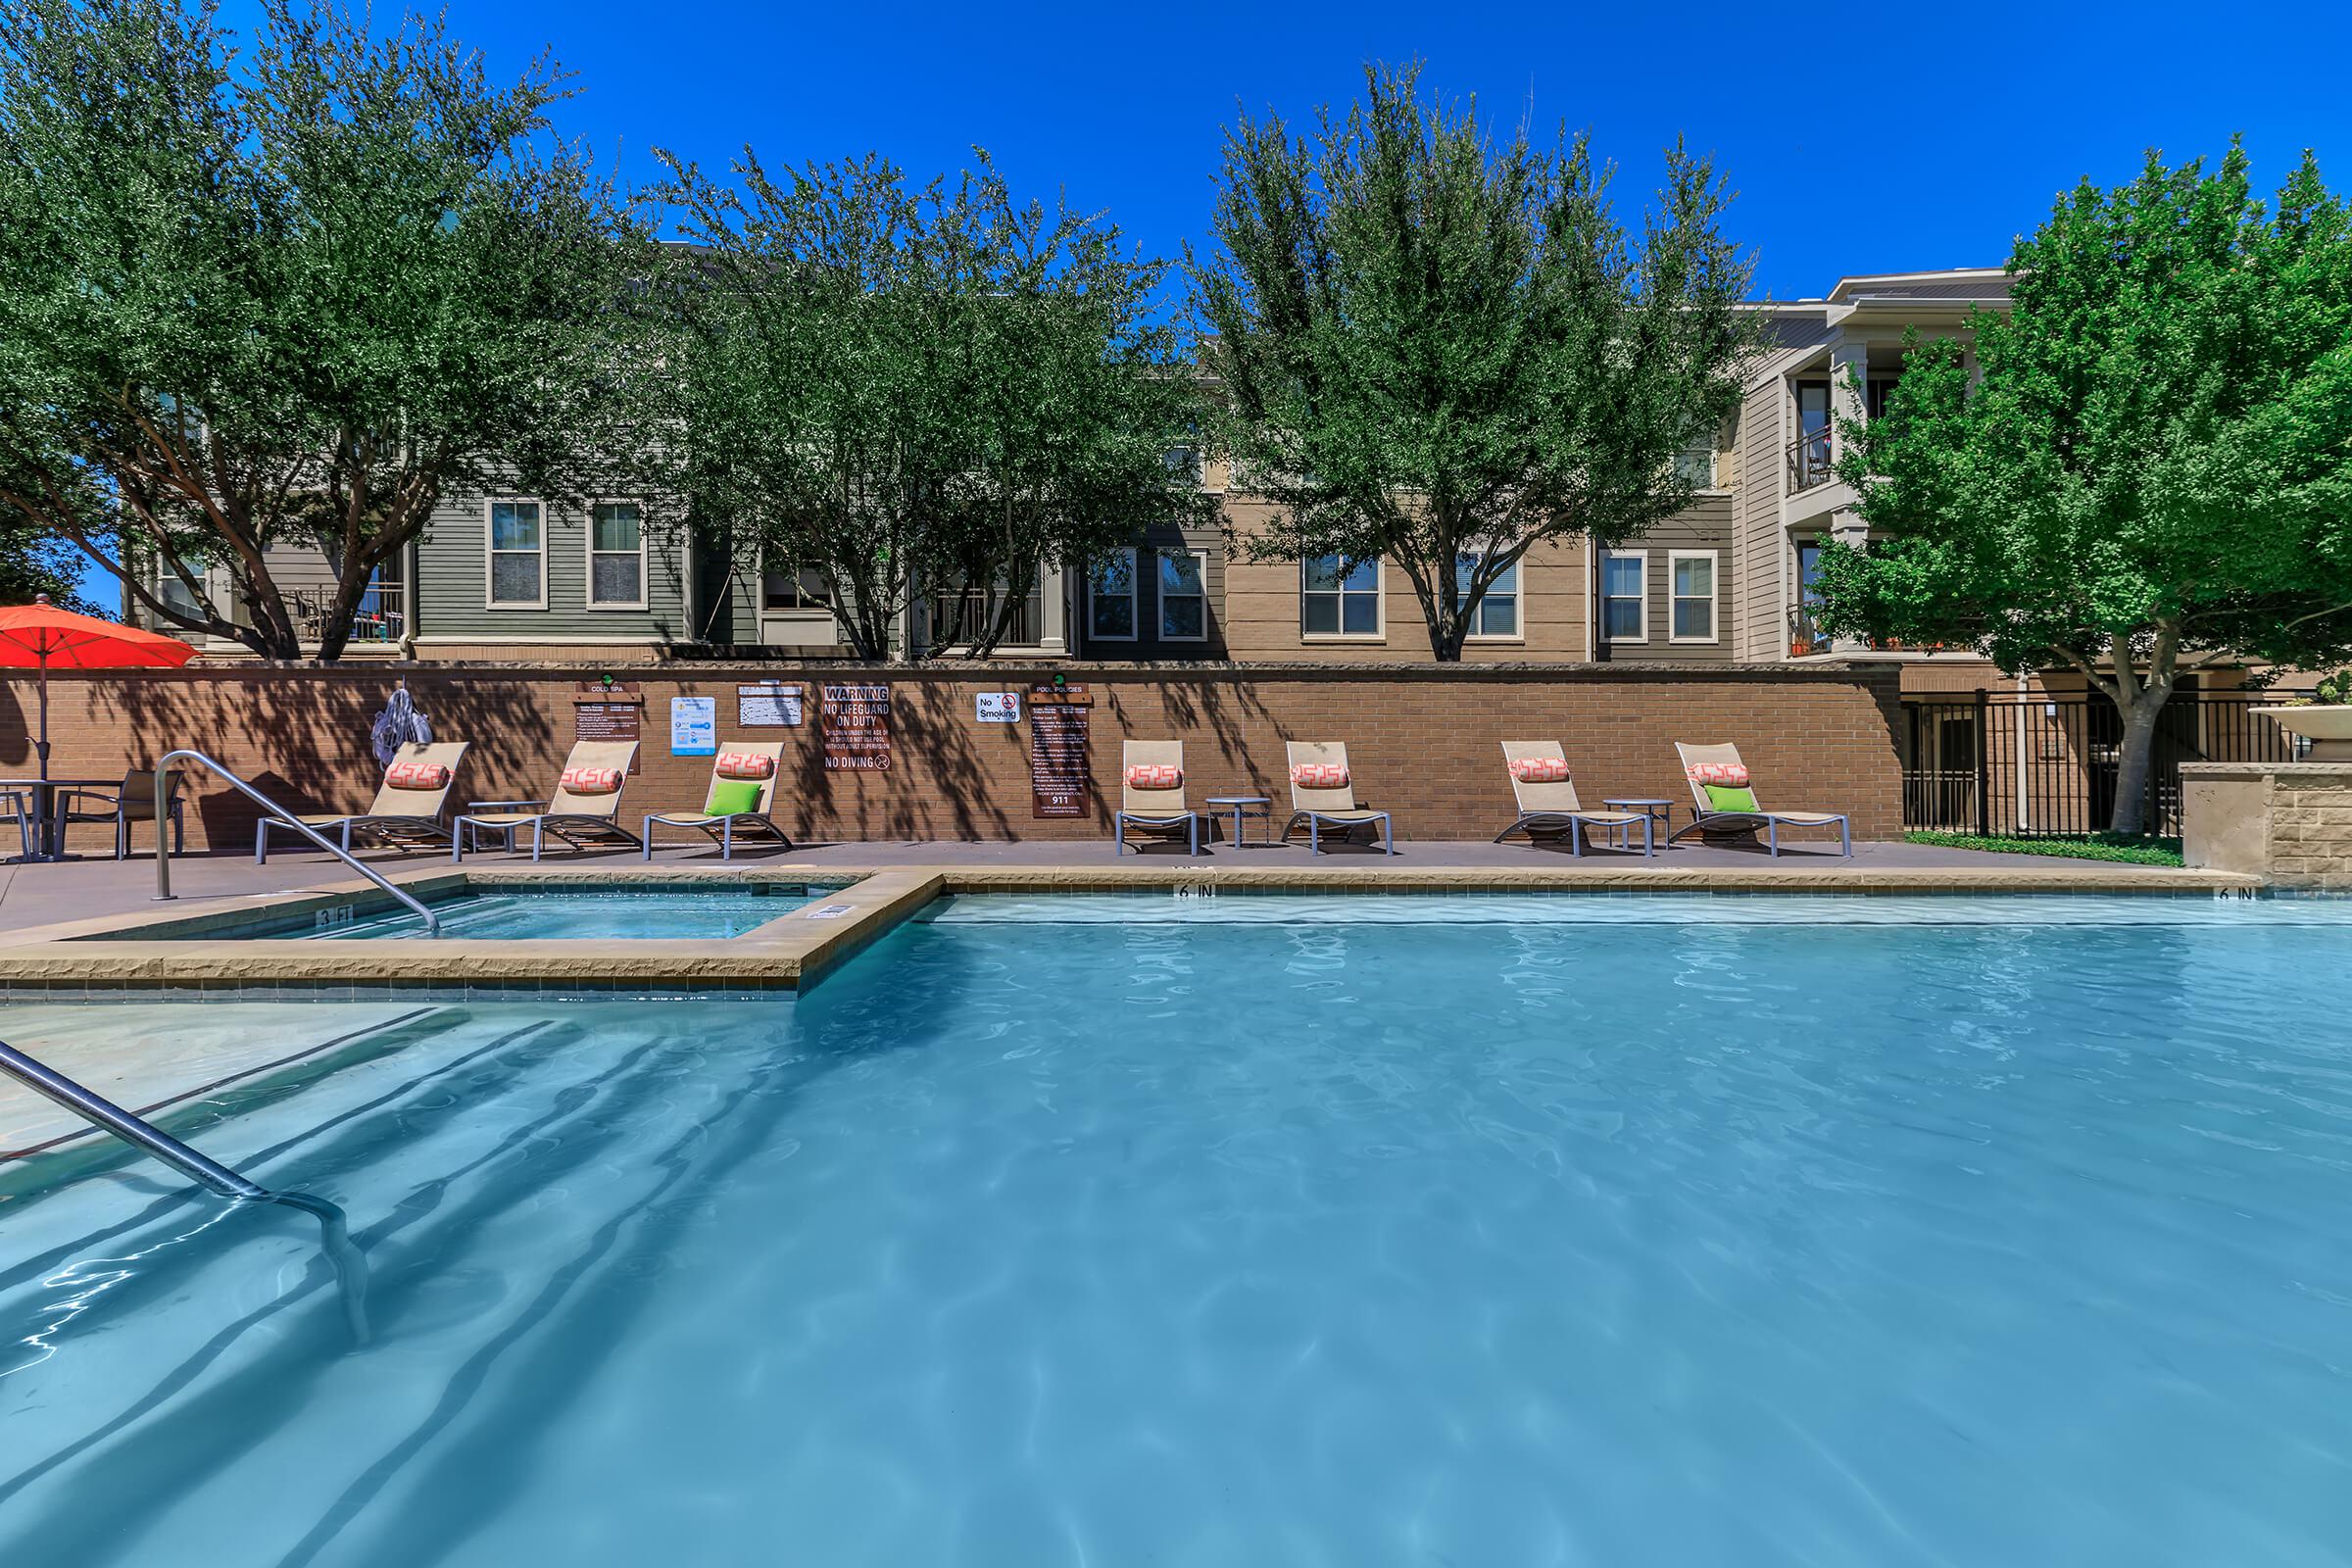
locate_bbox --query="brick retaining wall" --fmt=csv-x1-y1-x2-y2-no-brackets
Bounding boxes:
0,661,1905,855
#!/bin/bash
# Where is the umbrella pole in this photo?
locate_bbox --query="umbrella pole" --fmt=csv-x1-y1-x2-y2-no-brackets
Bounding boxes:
36,654,50,780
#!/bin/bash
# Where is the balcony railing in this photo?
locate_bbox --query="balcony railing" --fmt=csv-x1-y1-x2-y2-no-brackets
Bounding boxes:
1788,606,1830,657
1786,427,1835,492
925,587,1040,651
288,579,405,645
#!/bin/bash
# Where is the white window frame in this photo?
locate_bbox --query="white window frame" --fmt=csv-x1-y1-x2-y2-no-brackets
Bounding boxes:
1088,547,1138,643
1669,549,1719,644
1600,549,1648,644
1157,548,1209,643
585,499,649,612
483,497,547,612
1299,556,1384,642
1458,552,1523,643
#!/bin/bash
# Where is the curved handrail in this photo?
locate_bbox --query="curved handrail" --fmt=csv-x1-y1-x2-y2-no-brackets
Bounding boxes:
0,1037,370,1344
151,749,441,938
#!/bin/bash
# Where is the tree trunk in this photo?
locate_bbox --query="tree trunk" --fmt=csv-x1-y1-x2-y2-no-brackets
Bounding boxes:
2105,685,2171,837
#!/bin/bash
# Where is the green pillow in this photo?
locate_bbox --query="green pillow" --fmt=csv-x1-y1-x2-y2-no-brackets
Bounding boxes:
705,778,762,816
1704,783,1760,812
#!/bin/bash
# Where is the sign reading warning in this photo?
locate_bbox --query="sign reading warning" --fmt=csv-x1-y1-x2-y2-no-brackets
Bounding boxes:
820,683,891,770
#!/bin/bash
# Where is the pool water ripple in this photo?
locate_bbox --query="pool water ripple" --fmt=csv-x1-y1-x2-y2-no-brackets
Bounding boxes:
0,900,2348,1564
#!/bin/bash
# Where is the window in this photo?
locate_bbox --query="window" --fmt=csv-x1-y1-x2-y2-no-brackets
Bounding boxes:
1456,553,1519,638
761,564,833,612
1601,551,1646,641
486,500,544,608
1301,556,1379,637
1089,549,1137,641
1673,436,1717,490
1670,551,1717,642
1159,550,1208,641
588,501,646,609
1163,445,1202,487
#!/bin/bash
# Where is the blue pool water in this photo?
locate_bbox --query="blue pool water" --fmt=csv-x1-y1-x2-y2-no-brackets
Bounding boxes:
198,885,828,941
3,894,2350,1565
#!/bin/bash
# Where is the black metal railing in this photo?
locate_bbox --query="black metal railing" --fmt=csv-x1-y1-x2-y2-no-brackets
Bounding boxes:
1788,606,1830,656
1899,691,2307,837
287,579,405,644
924,587,1041,652
1786,428,1835,492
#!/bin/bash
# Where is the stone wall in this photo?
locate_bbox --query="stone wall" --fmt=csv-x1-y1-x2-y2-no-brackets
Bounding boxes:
2181,761,2352,888
0,660,1905,855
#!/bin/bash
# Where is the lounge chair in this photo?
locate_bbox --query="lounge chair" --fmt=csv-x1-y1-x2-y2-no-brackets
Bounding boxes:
1671,741,1851,857
641,742,793,859
1493,741,1654,857
450,741,645,861
1281,741,1394,855
256,741,469,862
1114,740,1200,855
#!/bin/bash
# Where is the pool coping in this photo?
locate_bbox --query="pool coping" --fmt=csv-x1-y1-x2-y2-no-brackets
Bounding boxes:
0,858,2266,997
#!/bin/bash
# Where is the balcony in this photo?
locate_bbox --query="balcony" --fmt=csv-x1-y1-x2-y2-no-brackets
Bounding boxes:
925,586,1041,651
1788,606,1830,657
287,579,406,645
1786,427,1835,493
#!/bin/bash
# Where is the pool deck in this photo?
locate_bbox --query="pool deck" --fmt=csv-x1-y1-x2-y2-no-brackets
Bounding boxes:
0,838,2259,1162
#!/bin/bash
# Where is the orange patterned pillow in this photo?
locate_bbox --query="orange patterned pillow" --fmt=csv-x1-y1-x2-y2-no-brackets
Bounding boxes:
384,760,450,791
1685,761,1750,786
1124,763,1182,790
560,765,623,795
1509,757,1571,784
714,751,776,780
1291,762,1350,790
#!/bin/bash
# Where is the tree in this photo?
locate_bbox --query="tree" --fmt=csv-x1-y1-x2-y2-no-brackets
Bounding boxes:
1191,62,1763,661
649,149,1204,662
1813,144,2352,835
0,0,649,660
0,514,88,610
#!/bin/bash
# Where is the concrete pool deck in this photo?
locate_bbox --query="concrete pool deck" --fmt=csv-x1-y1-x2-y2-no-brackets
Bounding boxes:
0,839,2262,1162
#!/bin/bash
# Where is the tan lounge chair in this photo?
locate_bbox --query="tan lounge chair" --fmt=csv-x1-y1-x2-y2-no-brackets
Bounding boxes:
642,741,793,859
1281,741,1394,855
256,741,469,862
1114,740,1200,855
1493,741,1654,857
1673,741,1851,857
451,741,645,861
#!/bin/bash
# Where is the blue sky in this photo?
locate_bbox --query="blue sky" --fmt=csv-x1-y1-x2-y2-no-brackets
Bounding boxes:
235,0,2352,298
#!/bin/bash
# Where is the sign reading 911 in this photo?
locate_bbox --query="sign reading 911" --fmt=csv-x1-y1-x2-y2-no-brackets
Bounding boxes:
820,683,892,770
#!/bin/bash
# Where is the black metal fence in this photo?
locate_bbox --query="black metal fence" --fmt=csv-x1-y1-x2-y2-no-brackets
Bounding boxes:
1900,691,2305,837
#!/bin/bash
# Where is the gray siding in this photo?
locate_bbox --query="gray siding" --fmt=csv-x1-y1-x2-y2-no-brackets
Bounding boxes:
1075,524,1228,659
415,491,693,644
1599,494,1737,663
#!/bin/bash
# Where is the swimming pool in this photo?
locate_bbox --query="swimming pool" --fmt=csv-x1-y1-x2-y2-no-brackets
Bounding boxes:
112,884,839,942
3,894,2349,1564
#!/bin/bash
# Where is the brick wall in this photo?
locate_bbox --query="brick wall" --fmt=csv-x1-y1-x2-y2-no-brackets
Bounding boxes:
0,660,1905,854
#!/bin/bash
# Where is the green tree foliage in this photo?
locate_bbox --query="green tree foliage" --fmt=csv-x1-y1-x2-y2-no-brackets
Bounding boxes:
1814,144,2352,833
0,0,649,660
1192,62,1763,660
649,149,1205,661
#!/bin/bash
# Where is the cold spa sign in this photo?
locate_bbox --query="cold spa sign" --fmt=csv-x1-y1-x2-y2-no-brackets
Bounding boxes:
821,683,892,770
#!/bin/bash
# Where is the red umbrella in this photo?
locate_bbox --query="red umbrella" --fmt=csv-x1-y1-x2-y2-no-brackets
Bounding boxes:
0,594,198,781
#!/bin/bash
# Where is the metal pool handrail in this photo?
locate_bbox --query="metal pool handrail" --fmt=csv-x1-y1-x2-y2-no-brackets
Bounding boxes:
151,749,441,938
0,1037,371,1344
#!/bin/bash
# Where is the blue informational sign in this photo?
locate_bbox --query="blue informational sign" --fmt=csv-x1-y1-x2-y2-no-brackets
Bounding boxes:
670,696,717,756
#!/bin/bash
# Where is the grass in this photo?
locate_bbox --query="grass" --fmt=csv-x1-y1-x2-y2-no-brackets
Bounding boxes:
1903,830,2186,866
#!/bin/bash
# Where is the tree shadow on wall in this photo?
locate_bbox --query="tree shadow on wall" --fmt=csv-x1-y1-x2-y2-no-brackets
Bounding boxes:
786,679,1019,843
79,673,556,854
1121,674,1284,794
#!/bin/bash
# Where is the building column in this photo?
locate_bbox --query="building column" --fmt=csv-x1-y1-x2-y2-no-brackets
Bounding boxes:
1828,506,1871,653
1037,562,1069,656
1827,340,1867,467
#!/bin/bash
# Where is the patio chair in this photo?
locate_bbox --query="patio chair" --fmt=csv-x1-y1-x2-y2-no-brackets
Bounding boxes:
1281,741,1394,855
1113,740,1200,855
450,741,646,861
1492,741,1654,857
256,742,467,862
56,767,186,860
1670,741,1851,858
1,786,31,861
642,741,794,859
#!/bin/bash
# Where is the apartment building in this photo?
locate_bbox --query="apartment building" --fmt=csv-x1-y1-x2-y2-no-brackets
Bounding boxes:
137,267,2012,687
